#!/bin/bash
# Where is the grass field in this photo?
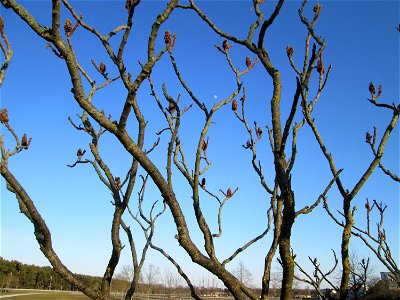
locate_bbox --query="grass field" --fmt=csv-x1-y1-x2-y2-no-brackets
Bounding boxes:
0,290,90,300
3,294,90,300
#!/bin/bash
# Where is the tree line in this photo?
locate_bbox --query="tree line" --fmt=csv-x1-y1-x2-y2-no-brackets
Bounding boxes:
0,257,104,290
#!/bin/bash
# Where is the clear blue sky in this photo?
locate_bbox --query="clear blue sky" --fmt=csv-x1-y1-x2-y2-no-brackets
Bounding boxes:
1,0,399,288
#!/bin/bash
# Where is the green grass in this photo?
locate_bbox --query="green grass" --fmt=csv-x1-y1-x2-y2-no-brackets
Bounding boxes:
0,292,90,300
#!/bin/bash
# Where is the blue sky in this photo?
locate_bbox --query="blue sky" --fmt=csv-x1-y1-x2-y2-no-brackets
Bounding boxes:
1,0,399,288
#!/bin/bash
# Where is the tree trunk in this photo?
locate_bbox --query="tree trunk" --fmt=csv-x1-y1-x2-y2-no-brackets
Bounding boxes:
276,160,295,300
261,199,282,300
340,198,353,300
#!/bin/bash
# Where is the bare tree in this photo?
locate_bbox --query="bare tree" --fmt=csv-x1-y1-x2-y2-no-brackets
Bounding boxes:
141,264,160,295
325,197,400,287
294,250,339,300
232,261,253,287
1,1,398,300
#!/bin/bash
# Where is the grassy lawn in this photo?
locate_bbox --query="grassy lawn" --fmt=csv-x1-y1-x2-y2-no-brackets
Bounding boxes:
7,295,89,300
0,291,90,300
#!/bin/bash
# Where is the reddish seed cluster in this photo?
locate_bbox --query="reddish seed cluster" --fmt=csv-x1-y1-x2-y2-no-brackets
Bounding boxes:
0,108,9,123
21,134,32,149
222,40,229,51
202,139,208,152
245,57,251,68
167,101,176,114
256,127,263,137
232,99,238,111
164,31,171,45
286,46,294,58
115,177,121,190
99,62,106,75
369,82,376,95
64,19,73,36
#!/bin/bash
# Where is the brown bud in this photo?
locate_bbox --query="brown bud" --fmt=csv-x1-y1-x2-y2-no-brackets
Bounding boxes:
115,177,121,189
200,178,206,189
232,99,238,111
64,19,73,36
0,16,4,35
257,127,263,137
245,57,251,68
0,108,9,123
365,201,370,211
369,82,376,95
222,39,229,51
227,188,232,197
365,132,372,143
99,62,106,75
167,101,176,114
125,0,134,9
317,59,324,74
286,46,294,58
313,3,321,14
246,140,251,148
21,134,32,149
164,31,171,45
202,139,208,152
77,148,86,159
